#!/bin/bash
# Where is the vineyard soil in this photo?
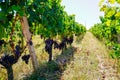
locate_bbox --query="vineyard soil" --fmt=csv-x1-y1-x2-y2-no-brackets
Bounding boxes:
0,32,120,80
61,32,120,80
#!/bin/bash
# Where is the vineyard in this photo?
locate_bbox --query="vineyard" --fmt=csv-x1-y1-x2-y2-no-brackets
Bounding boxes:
0,0,120,80
90,0,120,68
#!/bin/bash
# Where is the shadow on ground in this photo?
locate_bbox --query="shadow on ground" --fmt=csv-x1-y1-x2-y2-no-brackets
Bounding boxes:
23,46,76,80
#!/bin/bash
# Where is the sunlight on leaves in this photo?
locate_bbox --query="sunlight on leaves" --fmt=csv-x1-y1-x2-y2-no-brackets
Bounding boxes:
99,0,104,6
116,0,120,4
100,5,107,11
106,20,111,26
108,0,115,4
115,12,120,18
106,10,115,18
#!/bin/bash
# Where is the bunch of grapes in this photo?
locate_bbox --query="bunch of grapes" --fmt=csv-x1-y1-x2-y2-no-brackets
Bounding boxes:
53,37,67,50
59,39,67,50
53,40,66,50
22,54,30,64
66,36,73,45
29,40,33,46
0,39,5,46
45,39,54,54
53,41,59,49
45,39,54,61
53,36,74,50
15,45,20,57
0,55,16,68
14,40,22,58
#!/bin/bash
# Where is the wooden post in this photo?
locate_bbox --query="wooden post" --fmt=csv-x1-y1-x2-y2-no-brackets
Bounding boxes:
20,16,38,70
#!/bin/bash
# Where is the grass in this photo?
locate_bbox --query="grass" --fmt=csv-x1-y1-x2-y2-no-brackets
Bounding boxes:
22,46,76,80
0,35,78,80
61,32,119,80
0,32,119,80
61,47,100,80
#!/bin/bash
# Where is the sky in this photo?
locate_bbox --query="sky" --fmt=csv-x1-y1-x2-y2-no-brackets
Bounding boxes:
61,0,104,29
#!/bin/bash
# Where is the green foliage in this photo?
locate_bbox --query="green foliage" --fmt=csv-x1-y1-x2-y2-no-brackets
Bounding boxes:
0,0,86,39
0,0,86,80
91,0,120,59
90,23,103,40
111,43,120,59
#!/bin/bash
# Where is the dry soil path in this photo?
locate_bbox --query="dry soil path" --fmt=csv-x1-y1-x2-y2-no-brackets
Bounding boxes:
61,32,119,80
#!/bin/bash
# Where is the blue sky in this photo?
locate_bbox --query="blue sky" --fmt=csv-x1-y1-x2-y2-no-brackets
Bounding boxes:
61,0,104,29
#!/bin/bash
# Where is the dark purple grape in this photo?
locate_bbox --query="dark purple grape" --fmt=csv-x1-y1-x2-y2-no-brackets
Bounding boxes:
29,40,33,45
1,55,9,64
54,41,59,49
45,38,54,53
44,39,54,62
15,45,20,57
15,45,20,50
1,55,15,65
59,39,67,50
22,54,30,64
8,55,15,64
45,39,54,46
45,45,52,54
15,50,20,56
0,40,4,46
67,36,73,45
45,45,49,52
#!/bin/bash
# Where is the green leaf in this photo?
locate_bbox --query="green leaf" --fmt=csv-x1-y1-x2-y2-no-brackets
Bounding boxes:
12,5,21,11
11,5,24,16
115,12,120,18
18,10,24,16
106,10,115,18
0,11,6,21
106,20,111,26
116,0,120,4
100,5,107,11
108,0,115,4
0,26,5,38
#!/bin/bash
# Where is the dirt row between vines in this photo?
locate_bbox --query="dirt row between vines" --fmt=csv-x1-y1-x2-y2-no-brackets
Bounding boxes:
1,32,119,80
61,32,120,80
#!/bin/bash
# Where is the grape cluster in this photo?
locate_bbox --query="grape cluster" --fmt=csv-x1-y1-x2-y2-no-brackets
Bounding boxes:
45,39,54,54
0,40,22,68
63,36,74,45
66,36,73,45
53,41,59,49
59,39,67,50
14,40,22,58
0,39,5,46
29,40,33,46
15,45,20,57
53,40,66,50
45,39,54,62
0,55,17,68
53,36,74,50
22,54,30,64
44,37,74,62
